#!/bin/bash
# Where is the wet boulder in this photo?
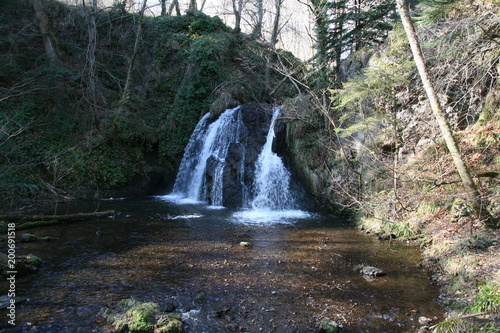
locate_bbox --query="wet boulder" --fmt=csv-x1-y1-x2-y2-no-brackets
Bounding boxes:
155,313,183,333
355,265,385,277
20,233,37,243
1,252,43,277
102,298,184,332
319,317,342,332
118,303,158,331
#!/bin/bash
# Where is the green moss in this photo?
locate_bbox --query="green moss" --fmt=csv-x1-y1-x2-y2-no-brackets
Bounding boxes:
105,299,183,332
25,254,43,266
319,317,341,333
17,220,59,230
115,301,161,331
156,313,183,333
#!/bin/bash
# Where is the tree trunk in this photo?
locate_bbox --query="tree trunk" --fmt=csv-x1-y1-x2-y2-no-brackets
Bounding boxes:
396,0,497,228
232,0,243,32
1,210,115,222
271,0,283,46
86,0,99,120
169,0,181,16
120,0,148,109
160,0,167,16
189,0,197,11
33,0,58,65
200,0,207,11
252,0,264,39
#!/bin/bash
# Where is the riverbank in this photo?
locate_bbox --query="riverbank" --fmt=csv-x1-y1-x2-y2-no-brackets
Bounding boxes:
358,214,499,331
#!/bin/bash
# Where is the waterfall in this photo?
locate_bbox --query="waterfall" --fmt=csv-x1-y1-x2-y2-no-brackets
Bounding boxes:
167,104,301,214
250,108,296,210
171,112,210,200
171,107,244,205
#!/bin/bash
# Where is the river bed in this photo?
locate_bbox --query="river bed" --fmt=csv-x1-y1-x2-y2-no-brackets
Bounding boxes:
0,196,443,332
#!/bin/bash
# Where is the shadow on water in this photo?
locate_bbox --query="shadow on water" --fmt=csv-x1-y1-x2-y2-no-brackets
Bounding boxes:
0,197,443,332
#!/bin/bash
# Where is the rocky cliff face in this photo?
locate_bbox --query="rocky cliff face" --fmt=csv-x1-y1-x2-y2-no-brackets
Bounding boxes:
283,33,499,214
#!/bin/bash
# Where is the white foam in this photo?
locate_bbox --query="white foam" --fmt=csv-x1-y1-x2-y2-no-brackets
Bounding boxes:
157,194,204,205
206,205,226,210
168,214,203,220
232,209,311,224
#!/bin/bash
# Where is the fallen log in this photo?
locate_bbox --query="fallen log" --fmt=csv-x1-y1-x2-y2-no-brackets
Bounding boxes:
17,220,65,230
0,210,115,223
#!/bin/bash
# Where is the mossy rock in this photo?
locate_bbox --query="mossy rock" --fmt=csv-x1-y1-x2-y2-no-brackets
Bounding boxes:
114,300,161,332
450,198,474,223
25,254,43,266
20,233,37,242
105,298,184,332
155,313,183,333
488,197,500,215
319,317,342,332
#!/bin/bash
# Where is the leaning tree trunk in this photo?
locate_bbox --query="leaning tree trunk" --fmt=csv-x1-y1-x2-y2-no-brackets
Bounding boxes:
200,0,207,11
396,0,497,228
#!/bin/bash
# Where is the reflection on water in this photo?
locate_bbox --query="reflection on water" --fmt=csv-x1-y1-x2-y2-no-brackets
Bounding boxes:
0,197,443,332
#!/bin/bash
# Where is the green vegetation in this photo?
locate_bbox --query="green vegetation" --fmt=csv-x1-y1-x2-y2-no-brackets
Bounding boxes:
0,0,297,210
116,301,160,331
101,298,183,333
282,1,499,330
1,0,499,330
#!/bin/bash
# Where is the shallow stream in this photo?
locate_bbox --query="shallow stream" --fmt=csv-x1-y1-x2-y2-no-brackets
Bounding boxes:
1,197,443,332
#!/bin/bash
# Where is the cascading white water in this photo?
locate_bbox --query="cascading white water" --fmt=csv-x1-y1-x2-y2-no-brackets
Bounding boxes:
171,112,210,200
171,107,243,205
167,105,306,220
250,108,296,210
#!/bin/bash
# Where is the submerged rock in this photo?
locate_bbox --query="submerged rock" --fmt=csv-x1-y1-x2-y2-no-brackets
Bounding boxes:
25,253,43,266
1,252,43,277
20,233,37,243
0,295,27,309
355,265,385,277
319,317,342,332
